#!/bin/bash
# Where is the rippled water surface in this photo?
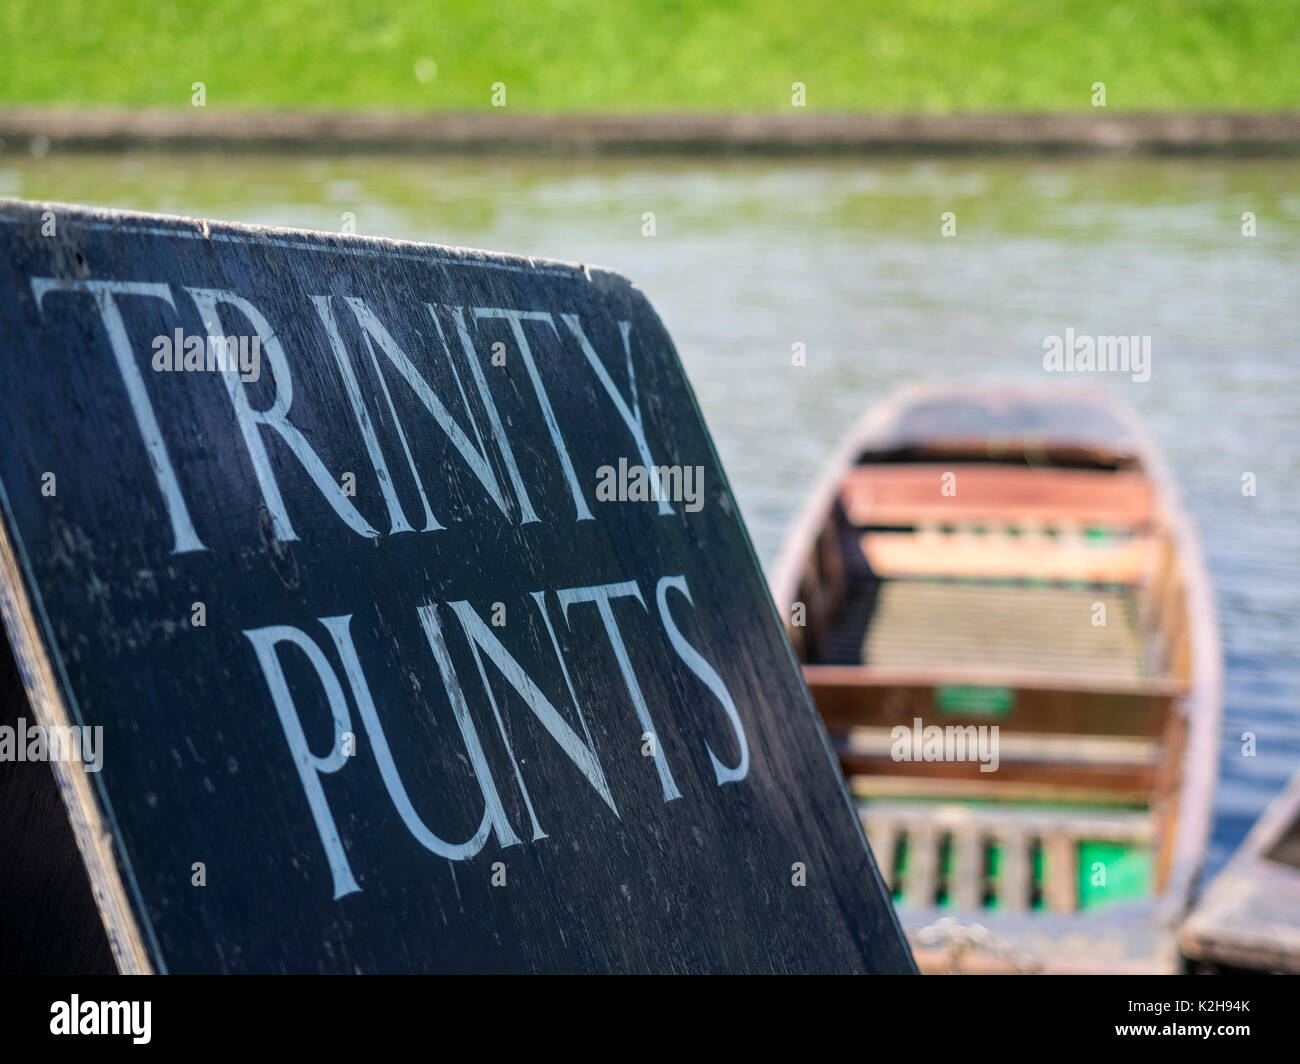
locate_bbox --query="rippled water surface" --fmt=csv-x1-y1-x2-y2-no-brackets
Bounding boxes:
4,150,1297,884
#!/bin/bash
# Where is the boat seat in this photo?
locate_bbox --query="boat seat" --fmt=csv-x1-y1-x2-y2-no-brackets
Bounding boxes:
860,530,1151,584
837,739,1159,803
836,725,1160,802
803,664,1182,738
843,726,1160,768
840,463,1155,531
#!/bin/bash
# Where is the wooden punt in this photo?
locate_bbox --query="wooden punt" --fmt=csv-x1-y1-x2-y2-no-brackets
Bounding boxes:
1180,767,1300,972
771,385,1222,973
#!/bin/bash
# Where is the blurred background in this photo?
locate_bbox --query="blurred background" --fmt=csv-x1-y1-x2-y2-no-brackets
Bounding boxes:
1,1,1296,913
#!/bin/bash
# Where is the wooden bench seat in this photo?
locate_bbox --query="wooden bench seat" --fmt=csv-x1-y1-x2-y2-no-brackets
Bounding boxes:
843,727,1160,767
841,463,1155,530
802,664,1182,737
835,722,1161,801
849,774,1153,807
838,742,1159,795
860,530,1151,583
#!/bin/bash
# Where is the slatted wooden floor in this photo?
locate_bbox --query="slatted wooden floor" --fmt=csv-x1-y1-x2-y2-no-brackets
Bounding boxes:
862,801,1153,913
862,581,1146,682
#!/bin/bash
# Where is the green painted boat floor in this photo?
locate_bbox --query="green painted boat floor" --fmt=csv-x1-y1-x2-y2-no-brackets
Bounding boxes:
865,799,1154,912
1077,841,1153,908
885,839,1151,911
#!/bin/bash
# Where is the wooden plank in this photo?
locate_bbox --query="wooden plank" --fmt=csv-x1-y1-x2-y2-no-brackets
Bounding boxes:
842,744,1159,796
1180,863,1300,972
905,905,1179,974
840,463,1154,529
0,199,914,975
862,582,1147,679
844,726,1160,767
804,664,1180,737
850,774,1151,807
999,830,1033,912
1181,767,1300,972
860,531,1150,583
1045,833,1079,913
903,825,939,908
838,745,1157,794
952,823,984,910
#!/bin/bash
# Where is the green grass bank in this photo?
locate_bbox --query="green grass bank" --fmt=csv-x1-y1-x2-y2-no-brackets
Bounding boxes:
2,1,1298,113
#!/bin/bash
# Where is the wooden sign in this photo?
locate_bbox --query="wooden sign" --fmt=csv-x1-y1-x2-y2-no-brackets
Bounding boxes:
0,200,912,974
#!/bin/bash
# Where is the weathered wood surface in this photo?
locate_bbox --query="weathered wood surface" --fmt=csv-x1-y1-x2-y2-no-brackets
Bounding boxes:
840,464,1155,529
0,618,115,973
770,384,1223,973
1180,767,1300,972
861,583,1146,678
0,199,914,974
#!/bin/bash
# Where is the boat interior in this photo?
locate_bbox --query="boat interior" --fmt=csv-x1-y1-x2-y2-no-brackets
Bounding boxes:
784,396,1197,929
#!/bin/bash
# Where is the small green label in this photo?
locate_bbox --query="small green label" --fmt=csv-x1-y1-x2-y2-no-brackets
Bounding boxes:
934,685,1014,716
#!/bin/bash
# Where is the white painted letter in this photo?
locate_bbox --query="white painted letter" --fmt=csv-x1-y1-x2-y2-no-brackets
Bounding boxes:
655,575,748,785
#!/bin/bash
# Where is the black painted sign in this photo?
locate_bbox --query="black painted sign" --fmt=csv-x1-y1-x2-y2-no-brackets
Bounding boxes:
0,200,912,973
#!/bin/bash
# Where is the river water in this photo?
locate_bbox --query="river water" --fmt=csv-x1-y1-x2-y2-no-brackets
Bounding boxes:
3,150,1296,885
